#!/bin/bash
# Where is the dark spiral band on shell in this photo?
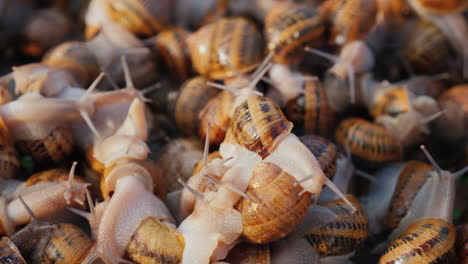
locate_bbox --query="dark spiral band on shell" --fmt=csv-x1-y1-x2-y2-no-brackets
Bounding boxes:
299,134,337,179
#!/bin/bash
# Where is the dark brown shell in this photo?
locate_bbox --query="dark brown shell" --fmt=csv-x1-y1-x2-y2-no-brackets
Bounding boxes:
231,95,293,159
224,243,270,264
154,28,193,80
299,134,337,179
43,41,100,86
15,126,75,165
379,218,455,264
235,162,312,244
434,85,468,143
385,161,432,229
175,77,220,137
286,77,337,137
0,236,27,264
265,4,325,64
0,117,20,179
335,118,402,168
305,195,368,257
125,217,185,264
412,0,468,14
188,17,263,79
198,90,236,147
104,0,171,36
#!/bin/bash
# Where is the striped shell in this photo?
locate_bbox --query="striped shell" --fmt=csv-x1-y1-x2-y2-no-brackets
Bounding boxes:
42,41,100,86
335,118,402,168
187,17,263,79
198,90,236,147
379,218,455,264
320,0,378,45
154,28,193,80
0,117,20,179
305,195,368,257
235,161,312,244
15,126,75,165
411,0,468,14
385,161,432,229
36,223,93,264
224,243,270,264
175,77,220,136
265,4,325,64
370,86,411,118
231,95,293,159
124,217,185,264
285,77,337,137
104,0,171,36
299,134,337,179
0,236,27,264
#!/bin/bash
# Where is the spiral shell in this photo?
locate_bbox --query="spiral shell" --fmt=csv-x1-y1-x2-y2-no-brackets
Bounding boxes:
24,168,87,186
286,77,337,138
124,217,185,264
42,41,100,86
335,118,402,168
0,236,27,264
385,161,432,229
299,134,337,179
36,223,93,264
379,218,455,264
304,195,368,257
175,77,220,136
188,17,263,79
224,243,270,264
103,0,171,36
15,125,75,165
265,4,325,64
235,161,312,244
411,0,468,14
153,28,193,80
231,95,293,158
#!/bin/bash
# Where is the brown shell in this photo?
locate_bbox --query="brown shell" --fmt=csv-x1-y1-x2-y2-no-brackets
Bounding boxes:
154,28,193,80
24,168,87,187
434,85,468,143
198,90,236,147
320,0,378,45
385,161,433,229
37,223,93,264
15,126,75,165
231,95,293,158
224,243,270,264
265,4,325,64
305,195,369,257
402,21,454,75
379,218,455,264
299,134,337,179
335,118,402,168
286,77,337,137
0,84,12,105
104,0,171,36
42,41,100,86
412,0,468,14
125,217,185,264
0,117,20,179
175,77,220,136
0,236,27,264
188,17,263,80
235,162,312,244
370,86,411,118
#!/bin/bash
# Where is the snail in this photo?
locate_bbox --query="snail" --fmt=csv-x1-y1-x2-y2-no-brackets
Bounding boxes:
264,2,326,64
176,0,228,29
0,115,20,179
0,236,27,264
187,17,263,80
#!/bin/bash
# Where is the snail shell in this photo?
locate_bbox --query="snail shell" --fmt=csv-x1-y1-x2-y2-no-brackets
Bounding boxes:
385,161,433,230
335,118,402,168
379,218,455,264
230,95,293,159
285,77,337,138
103,0,171,36
411,0,468,14
303,195,368,257
0,84,12,106
153,28,193,80
175,77,220,137
265,4,325,64
42,41,100,87
15,125,75,165
224,243,270,264
235,161,312,244
124,217,185,264
0,236,27,264
0,117,20,179
187,17,263,79
299,134,337,179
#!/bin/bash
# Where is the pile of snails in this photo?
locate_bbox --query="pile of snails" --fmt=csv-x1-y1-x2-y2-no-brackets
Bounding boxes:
0,0,467,263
